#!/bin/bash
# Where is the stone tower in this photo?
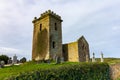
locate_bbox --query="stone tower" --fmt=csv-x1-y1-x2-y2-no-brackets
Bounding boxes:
32,10,63,61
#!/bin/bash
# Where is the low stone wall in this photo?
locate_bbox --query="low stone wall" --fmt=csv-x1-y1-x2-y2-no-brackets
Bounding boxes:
110,63,120,80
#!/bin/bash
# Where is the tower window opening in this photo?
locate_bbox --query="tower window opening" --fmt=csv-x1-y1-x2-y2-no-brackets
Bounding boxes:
55,23,57,30
40,24,42,31
82,45,84,49
52,41,55,48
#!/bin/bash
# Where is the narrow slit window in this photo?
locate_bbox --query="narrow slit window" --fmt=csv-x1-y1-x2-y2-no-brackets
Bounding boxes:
82,44,84,49
52,41,55,48
40,24,42,31
55,23,57,30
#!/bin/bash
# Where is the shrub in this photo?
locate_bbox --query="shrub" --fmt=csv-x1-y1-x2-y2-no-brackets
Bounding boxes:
20,57,27,63
0,55,9,64
7,63,110,80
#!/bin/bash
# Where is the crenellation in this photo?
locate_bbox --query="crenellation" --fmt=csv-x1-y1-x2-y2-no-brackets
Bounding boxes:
33,10,62,23
41,10,59,17
32,17,37,23
34,17,37,19
48,10,51,13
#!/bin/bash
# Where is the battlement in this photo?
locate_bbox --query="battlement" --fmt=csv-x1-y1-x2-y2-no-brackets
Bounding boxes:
32,10,62,23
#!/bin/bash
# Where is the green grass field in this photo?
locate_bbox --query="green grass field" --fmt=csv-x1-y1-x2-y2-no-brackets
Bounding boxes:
95,58,120,64
0,61,79,80
0,58,120,80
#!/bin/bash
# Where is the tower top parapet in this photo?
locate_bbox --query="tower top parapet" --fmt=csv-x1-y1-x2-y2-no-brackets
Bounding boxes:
32,10,62,23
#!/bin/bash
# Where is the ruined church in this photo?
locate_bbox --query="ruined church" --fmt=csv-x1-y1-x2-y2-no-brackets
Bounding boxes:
32,10,90,62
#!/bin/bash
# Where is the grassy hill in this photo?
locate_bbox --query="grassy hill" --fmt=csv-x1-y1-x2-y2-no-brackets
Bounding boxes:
0,62,79,80
95,58,120,64
0,58,120,80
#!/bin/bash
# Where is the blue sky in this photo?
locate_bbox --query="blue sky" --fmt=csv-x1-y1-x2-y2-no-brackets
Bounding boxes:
0,0,120,60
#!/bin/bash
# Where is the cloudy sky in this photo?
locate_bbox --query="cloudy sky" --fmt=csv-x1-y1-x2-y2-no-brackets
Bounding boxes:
0,0,120,60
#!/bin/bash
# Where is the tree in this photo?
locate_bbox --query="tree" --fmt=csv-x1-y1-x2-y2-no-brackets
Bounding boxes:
0,55,9,64
20,57,27,63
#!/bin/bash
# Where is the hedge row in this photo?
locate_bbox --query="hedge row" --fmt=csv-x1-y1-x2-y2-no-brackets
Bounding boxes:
7,63,110,80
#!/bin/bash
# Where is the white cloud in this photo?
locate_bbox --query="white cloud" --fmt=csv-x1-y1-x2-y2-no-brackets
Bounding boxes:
0,47,21,59
0,46,30,60
0,47,20,53
112,26,120,31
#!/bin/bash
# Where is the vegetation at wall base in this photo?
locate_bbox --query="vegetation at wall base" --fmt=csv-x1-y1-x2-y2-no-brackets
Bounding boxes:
4,62,110,80
117,78,120,80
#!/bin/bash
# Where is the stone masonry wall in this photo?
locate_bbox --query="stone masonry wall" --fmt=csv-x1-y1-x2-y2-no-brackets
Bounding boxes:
49,16,62,59
62,36,90,62
32,16,49,60
78,36,90,62
62,44,68,61
63,42,79,62
110,63,120,80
